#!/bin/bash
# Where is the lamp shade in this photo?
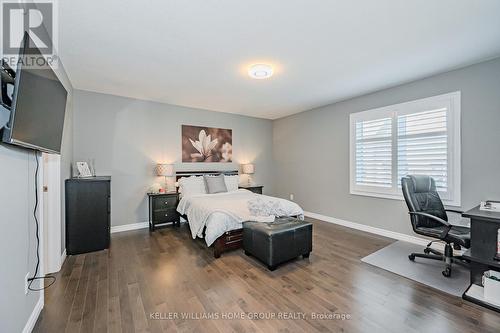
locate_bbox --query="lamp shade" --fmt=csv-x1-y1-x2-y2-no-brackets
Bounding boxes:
242,164,255,174
156,164,174,177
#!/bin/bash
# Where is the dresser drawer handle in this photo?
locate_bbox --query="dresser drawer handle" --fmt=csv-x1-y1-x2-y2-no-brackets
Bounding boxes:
165,201,169,205
164,213,168,216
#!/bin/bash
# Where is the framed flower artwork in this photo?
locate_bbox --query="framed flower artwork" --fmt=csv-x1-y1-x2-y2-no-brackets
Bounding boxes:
182,125,232,162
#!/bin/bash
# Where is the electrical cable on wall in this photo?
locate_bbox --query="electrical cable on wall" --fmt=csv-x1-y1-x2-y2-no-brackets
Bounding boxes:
28,152,56,291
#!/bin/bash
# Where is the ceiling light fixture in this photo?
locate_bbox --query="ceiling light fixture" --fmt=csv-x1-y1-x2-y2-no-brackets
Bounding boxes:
248,64,273,79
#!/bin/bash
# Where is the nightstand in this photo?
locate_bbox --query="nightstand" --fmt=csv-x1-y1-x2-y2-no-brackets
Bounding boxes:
147,192,180,231
238,185,264,194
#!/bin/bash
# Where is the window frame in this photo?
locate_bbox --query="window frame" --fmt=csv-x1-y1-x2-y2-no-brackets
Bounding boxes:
349,91,461,206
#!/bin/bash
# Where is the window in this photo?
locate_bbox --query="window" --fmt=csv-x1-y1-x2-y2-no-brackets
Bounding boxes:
350,92,461,206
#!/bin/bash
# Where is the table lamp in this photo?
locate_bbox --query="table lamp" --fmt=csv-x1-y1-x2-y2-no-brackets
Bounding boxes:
156,164,174,192
242,164,255,186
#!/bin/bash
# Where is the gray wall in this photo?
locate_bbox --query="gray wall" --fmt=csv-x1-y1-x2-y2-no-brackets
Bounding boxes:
72,90,274,227
273,57,500,235
0,146,41,332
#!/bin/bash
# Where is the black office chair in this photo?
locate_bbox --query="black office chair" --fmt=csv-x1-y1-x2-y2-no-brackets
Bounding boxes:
401,175,470,277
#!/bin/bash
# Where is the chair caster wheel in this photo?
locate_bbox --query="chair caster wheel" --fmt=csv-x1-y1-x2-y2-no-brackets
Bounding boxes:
408,254,415,261
424,248,431,254
442,267,451,277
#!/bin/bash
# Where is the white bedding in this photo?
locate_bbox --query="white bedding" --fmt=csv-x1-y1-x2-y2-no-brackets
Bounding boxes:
177,189,304,246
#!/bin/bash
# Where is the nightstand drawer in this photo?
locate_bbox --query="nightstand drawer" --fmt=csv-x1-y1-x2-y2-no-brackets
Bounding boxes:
153,208,179,223
153,196,177,210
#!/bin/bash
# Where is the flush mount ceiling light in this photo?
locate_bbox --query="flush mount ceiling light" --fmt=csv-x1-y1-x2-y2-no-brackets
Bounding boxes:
248,64,273,79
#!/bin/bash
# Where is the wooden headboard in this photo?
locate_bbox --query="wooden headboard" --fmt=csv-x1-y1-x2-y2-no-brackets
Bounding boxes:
175,170,239,182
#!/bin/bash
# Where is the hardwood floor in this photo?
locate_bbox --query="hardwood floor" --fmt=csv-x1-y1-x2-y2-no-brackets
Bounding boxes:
34,218,500,333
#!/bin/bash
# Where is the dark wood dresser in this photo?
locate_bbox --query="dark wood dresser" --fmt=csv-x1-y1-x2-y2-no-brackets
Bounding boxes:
65,177,111,255
148,192,180,231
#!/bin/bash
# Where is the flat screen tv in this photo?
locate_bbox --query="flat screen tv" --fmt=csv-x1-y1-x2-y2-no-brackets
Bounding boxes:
2,33,68,154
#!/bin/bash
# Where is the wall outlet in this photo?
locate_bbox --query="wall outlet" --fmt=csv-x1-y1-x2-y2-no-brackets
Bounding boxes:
25,272,30,294
290,194,294,201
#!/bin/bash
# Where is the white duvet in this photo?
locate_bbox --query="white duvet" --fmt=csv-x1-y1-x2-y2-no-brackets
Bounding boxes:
177,189,304,246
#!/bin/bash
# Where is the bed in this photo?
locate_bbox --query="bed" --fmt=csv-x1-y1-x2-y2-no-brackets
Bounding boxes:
175,171,304,258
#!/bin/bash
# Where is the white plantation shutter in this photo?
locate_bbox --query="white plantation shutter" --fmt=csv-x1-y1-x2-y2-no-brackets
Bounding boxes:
350,92,461,205
397,108,448,191
355,118,392,187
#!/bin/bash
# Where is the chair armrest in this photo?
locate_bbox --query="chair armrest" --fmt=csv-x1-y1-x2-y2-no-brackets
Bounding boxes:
445,209,464,214
409,212,452,238
409,212,451,227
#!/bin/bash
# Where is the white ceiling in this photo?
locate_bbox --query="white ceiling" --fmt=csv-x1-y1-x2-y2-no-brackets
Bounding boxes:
58,0,500,119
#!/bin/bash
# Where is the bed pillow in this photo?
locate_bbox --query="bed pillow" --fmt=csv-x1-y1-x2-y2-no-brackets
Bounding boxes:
224,175,239,192
204,175,228,194
178,176,206,198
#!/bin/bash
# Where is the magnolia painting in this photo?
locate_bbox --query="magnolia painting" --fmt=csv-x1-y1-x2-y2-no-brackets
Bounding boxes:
182,125,233,162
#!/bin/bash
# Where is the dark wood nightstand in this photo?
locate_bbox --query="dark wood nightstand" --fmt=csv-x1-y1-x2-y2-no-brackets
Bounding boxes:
238,185,263,194
147,192,180,231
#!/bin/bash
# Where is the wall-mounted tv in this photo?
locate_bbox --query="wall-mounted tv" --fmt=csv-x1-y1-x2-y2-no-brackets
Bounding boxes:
1,32,68,154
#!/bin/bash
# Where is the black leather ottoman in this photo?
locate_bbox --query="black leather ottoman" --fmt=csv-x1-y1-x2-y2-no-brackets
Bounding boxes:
243,217,312,271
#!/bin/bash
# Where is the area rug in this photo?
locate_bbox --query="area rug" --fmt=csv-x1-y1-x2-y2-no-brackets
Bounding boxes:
361,241,469,297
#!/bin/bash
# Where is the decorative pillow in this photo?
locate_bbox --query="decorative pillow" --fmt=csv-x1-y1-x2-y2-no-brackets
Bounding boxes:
178,176,206,198
224,175,239,192
204,175,228,194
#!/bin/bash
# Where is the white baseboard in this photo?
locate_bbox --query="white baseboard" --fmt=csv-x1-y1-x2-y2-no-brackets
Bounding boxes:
111,222,149,234
22,294,43,333
304,211,430,247
60,249,66,268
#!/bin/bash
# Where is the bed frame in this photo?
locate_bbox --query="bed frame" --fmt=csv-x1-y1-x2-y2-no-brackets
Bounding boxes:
176,170,243,258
